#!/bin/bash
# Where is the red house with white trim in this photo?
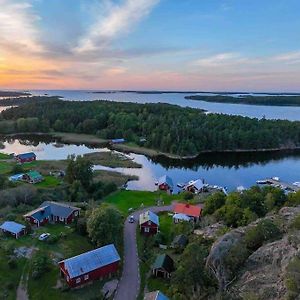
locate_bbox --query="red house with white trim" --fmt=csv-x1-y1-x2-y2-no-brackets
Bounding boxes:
15,152,36,163
59,244,120,288
139,211,159,235
24,201,80,227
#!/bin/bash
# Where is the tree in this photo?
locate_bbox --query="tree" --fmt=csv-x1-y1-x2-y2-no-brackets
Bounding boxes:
65,155,93,189
203,192,226,215
87,205,123,249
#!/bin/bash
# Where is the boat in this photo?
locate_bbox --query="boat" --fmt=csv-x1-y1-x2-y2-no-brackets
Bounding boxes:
256,180,268,184
177,183,185,188
293,182,300,187
272,177,280,182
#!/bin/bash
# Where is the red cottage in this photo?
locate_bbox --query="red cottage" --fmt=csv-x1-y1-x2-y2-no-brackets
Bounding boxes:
139,211,159,235
24,201,80,227
15,152,36,163
59,244,120,288
157,175,173,192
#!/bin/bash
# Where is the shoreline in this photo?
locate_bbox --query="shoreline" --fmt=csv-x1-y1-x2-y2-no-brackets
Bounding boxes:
2,132,300,160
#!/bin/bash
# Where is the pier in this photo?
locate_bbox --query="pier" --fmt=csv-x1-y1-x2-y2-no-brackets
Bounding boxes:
257,178,300,193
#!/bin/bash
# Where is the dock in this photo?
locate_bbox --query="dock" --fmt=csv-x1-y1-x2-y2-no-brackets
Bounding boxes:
257,178,300,193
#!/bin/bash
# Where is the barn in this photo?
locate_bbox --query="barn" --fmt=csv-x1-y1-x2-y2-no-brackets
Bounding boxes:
59,244,120,288
139,211,159,235
24,201,80,227
157,175,173,192
0,221,26,239
15,152,36,163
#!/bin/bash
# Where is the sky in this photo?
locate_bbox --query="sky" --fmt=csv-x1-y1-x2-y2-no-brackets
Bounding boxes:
0,0,300,92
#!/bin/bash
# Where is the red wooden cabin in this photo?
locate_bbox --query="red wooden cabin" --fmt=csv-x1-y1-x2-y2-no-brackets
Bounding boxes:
139,211,159,235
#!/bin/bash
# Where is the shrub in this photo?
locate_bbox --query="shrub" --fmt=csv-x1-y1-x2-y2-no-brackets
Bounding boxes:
31,252,51,279
183,191,194,201
290,214,300,230
7,257,17,269
46,235,59,244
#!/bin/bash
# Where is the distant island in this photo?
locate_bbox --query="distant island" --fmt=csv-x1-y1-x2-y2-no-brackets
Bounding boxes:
0,90,31,98
185,95,300,106
0,96,60,106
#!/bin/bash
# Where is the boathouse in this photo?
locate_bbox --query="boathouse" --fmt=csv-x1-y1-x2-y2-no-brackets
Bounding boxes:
157,175,173,192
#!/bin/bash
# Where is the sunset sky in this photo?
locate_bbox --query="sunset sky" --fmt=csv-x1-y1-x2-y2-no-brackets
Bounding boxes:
0,0,300,91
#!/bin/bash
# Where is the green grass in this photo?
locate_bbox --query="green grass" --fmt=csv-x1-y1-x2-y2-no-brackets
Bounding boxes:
36,176,61,188
104,190,184,215
0,152,11,160
158,212,174,245
0,223,98,300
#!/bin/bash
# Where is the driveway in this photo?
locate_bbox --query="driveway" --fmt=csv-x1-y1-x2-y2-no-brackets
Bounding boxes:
114,204,173,300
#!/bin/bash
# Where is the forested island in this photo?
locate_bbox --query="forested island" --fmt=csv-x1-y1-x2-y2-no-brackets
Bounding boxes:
1,98,300,157
0,90,31,98
0,96,60,106
186,95,300,106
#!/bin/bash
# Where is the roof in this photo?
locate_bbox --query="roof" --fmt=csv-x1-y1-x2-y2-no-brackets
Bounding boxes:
24,201,80,221
27,171,43,180
24,205,52,222
16,152,36,159
171,234,188,247
144,291,169,300
172,213,191,221
174,203,201,217
111,138,125,143
152,254,174,273
0,221,25,234
59,244,120,279
158,175,173,188
139,211,159,226
186,179,204,190
40,201,80,218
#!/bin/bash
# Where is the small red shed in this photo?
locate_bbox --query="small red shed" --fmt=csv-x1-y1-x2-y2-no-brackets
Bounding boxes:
59,244,120,288
139,211,159,235
157,175,173,192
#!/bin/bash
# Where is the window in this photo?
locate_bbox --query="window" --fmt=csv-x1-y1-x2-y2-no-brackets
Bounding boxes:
59,216,64,221
148,221,151,225
84,274,89,281
74,211,79,216
144,227,150,233
76,278,81,284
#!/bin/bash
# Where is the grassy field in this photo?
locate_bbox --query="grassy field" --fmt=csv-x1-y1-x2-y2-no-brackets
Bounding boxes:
84,151,142,168
0,223,107,300
0,152,11,159
104,190,184,215
52,132,107,146
94,170,138,187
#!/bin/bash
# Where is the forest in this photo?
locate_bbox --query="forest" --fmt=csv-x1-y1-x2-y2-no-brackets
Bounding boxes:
186,94,300,106
1,98,300,156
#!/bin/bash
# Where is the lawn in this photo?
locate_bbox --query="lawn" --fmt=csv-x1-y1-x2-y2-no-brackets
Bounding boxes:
0,152,11,159
104,190,184,215
36,176,62,188
0,223,101,300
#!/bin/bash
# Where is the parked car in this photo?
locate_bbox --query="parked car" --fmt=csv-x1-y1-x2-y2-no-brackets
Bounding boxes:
39,233,50,241
128,216,135,223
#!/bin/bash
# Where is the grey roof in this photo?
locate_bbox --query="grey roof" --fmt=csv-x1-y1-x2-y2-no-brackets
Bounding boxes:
39,201,80,218
187,179,204,190
0,221,25,234
139,211,159,226
144,291,169,300
158,175,173,188
24,205,52,222
171,234,188,247
60,244,120,279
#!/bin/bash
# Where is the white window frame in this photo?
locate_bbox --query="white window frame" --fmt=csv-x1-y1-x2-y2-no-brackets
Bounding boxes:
84,274,89,281
76,278,81,284
144,227,150,233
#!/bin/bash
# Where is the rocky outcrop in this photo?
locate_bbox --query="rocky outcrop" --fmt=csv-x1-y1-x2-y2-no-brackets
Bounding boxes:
205,206,300,298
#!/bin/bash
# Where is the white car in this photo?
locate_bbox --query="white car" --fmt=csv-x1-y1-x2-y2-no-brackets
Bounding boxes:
128,216,135,223
38,233,50,241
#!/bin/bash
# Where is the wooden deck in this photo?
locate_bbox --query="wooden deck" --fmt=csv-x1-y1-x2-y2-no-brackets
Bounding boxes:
258,178,300,192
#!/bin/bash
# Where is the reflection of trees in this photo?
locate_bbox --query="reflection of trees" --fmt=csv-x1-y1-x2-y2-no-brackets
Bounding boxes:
149,150,300,171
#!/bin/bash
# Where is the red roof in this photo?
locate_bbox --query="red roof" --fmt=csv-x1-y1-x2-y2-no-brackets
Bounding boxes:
173,203,201,217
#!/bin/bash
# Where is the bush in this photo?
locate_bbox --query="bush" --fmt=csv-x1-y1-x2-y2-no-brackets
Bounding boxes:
31,252,51,279
7,257,17,269
290,214,300,230
46,235,59,244
183,192,194,201
244,220,281,251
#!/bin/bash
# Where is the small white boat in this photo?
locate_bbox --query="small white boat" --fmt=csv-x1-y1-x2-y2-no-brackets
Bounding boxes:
256,180,268,184
272,177,280,182
177,183,185,188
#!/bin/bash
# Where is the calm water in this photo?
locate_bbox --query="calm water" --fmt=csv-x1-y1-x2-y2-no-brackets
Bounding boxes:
2,135,300,192
28,90,300,121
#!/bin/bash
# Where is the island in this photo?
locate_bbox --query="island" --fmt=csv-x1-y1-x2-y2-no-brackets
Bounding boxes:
185,94,300,106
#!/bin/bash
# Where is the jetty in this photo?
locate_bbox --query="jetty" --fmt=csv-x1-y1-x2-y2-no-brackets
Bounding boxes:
257,178,300,193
